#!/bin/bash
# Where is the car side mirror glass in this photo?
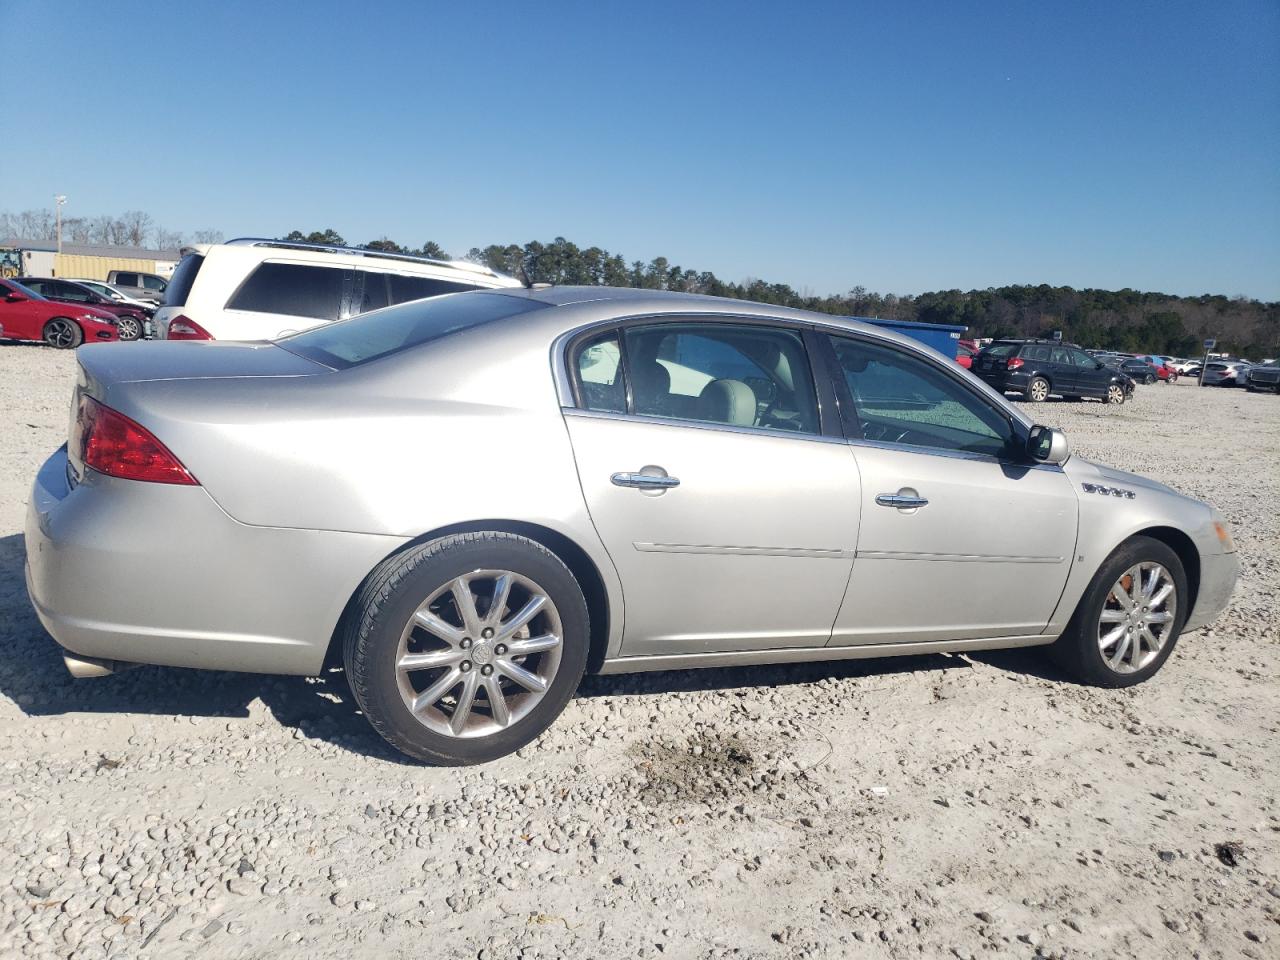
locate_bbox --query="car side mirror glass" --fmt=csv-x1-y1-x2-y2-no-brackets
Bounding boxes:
1027,425,1069,464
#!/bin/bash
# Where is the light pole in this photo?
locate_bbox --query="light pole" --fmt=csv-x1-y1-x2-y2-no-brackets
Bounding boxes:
54,195,67,255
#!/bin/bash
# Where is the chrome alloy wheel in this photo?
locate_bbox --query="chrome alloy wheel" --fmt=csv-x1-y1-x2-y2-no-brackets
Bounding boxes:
1097,562,1177,674
395,570,563,738
1107,383,1125,404
44,318,77,347
116,316,142,340
1029,378,1050,402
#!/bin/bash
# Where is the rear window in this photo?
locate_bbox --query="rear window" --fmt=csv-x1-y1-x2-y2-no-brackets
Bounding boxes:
277,292,546,369
226,262,346,321
985,342,1020,357
163,253,205,307
388,274,478,305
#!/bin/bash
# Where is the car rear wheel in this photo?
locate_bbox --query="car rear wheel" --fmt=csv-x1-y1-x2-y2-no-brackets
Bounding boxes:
115,316,142,341
343,532,589,765
1106,384,1125,404
42,318,83,349
1049,536,1186,688
1026,376,1050,402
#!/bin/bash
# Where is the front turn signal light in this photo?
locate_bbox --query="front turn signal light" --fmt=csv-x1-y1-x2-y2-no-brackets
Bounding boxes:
1213,520,1236,554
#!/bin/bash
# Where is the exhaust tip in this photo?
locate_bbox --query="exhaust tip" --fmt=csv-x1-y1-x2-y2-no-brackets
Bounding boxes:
62,652,137,679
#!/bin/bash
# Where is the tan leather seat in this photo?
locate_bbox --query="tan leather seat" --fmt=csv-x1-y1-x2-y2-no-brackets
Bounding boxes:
698,379,756,427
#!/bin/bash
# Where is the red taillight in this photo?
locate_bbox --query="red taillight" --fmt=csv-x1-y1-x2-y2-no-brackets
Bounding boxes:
78,397,198,485
1006,357,1025,370
167,315,213,340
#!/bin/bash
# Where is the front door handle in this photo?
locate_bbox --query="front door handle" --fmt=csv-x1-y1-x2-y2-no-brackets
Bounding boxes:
876,491,928,509
611,472,680,490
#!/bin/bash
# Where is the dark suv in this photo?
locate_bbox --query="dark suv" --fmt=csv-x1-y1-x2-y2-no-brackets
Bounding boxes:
974,339,1135,404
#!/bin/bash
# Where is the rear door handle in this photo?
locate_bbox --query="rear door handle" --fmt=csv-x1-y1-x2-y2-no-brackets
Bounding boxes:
876,492,928,509
611,472,680,490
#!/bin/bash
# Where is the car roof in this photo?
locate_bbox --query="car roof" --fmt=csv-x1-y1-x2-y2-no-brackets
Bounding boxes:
484,285,898,335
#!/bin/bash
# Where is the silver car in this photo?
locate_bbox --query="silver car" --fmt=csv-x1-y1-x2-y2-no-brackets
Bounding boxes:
25,288,1239,764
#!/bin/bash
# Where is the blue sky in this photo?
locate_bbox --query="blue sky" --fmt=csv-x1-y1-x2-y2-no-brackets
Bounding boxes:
3,0,1278,299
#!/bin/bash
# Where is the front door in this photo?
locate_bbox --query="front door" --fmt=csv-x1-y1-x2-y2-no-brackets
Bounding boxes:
824,334,1078,646
563,320,861,657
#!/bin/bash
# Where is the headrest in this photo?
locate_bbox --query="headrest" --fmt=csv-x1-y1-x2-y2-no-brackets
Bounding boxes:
698,378,755,427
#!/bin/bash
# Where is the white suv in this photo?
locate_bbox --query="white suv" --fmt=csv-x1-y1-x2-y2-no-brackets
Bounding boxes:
153,238,521,340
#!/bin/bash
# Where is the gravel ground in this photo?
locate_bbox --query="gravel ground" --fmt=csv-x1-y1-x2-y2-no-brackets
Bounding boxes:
1,341,1277,960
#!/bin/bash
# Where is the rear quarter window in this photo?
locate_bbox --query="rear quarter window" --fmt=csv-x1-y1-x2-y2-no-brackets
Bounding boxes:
226,262,346,321
985,342,1020,358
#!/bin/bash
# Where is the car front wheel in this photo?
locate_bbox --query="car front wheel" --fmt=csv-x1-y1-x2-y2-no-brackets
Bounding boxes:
115,316,142,341
1106,383,1126,404
42,318,83,349
343,532,590,764
1049,536,1187,687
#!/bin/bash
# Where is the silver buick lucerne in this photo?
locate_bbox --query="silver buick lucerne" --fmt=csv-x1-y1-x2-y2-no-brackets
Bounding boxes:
26,288,1239,764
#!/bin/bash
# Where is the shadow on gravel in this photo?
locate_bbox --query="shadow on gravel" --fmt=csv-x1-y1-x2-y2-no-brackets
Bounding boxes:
0,532,412,763
2,525,993,764
578,651,968,698
967,647,1075,683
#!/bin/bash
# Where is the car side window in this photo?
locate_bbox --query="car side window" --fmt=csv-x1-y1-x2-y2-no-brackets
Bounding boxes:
387,274,478,305
1029,345,1051,362
354,271,391,315
115,273,137,286
574,331,627,414
57,283,90,302
1070,348,1095,367
142,275,166,290
829,335,1013,459
1050,347,1071,365
620,323,820,434
226,262,346,321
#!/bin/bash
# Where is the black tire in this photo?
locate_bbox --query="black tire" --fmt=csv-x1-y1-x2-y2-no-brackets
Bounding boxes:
42,317,83,349
1049,536,1187,688
343,532,590,765
115,315,142,341
1144,374,1156,385
1025,376,1050,402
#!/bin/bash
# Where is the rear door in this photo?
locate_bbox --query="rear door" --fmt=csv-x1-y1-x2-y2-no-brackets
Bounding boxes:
562,319,861,658
1048,346,1079,395
824,334,1078,646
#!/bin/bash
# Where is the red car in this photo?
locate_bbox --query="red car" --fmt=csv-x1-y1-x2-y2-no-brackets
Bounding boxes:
16,277,148,341
0,278,120,348
955,344,975,369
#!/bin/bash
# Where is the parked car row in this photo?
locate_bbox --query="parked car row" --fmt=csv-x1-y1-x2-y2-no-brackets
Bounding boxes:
15,277,149,341
0,278,121,347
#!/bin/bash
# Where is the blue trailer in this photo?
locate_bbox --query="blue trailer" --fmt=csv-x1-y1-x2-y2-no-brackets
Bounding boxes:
856,317,967,360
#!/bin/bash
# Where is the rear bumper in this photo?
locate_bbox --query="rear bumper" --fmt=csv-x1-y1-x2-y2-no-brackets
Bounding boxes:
25,446,406,676
1182,549,1239,633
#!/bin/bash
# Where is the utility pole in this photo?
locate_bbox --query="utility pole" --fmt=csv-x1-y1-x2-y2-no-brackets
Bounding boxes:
54,195,67,255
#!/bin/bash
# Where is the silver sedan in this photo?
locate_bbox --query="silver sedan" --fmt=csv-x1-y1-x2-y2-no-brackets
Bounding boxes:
25,288,1239,764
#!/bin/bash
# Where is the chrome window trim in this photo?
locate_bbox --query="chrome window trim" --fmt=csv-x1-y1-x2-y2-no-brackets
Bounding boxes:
561,405,851,446
845,435,1063,472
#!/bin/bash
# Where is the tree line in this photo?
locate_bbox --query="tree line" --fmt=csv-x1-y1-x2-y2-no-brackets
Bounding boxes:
1,208,223,251
282,231,1278,358
9,208,1273,356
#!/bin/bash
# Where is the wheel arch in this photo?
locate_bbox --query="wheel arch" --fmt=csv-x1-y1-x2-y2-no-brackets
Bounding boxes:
1132,525,1201,616
326,519,613,675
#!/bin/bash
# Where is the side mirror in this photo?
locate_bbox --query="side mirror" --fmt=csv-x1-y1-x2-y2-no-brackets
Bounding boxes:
4,293,26,303
1027,425,1069,464
1094,361,1105,370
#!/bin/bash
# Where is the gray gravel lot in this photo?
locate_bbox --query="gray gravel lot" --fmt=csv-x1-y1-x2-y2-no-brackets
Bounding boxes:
1,341,1277,959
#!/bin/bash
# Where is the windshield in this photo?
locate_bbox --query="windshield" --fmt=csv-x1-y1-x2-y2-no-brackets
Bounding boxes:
277,291,547,369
